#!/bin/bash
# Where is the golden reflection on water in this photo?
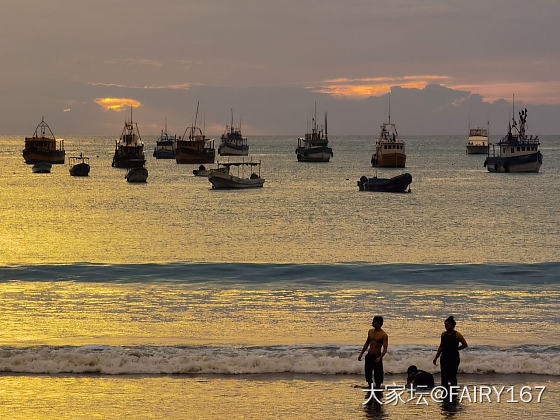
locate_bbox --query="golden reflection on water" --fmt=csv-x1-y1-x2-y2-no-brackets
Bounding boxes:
0,375,557,419
0,282,557,347
1,135,559,264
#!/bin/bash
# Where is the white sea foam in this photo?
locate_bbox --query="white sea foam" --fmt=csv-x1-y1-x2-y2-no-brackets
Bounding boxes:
0,345,558,376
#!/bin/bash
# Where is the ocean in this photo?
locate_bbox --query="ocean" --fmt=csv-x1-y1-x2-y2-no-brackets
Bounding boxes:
0,134,559,419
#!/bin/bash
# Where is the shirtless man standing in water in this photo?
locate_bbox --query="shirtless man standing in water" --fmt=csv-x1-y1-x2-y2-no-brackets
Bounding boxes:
358,316,388,389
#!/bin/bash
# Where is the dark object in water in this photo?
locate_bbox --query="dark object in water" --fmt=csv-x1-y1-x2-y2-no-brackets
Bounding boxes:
69,153,90,176
125,167,148,183
357,173,412,193
193,164,206,176
32,161,52,173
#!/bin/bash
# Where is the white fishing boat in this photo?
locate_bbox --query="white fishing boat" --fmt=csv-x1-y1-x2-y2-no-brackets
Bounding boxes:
484,96,542,173
466,127,489,154
218,109,249,156
208,161,264,189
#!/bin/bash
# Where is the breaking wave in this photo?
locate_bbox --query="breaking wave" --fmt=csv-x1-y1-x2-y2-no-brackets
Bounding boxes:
0,345,558,376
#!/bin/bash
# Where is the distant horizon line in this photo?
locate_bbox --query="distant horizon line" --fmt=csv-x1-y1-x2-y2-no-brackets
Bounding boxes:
2,132,560,137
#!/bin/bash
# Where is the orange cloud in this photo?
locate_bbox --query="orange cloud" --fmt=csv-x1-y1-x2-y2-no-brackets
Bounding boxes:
95,97,141,111
312,75,450,98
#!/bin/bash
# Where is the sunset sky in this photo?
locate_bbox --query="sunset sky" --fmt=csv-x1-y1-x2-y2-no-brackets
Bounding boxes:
1,0,559,134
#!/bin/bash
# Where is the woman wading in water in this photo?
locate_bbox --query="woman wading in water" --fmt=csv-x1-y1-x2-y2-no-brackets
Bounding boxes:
433,316,468,387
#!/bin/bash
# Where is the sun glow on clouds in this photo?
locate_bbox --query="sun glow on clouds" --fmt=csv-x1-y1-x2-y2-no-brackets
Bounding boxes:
312,75,451,97
95,98,141,112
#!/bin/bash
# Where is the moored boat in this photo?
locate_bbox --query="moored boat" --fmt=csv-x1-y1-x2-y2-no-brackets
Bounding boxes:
68,153,90,176
208,161,264,189
153,118,177,159
371,96,406,168
175,102,215,164
23,117,65,164
32,161,52,173
484,98,542,173
296,103,332,162
112,108,146,168
125,167,148,183
357,173,412,193
218,110,249,156
466,127,489,154
193,164,228,177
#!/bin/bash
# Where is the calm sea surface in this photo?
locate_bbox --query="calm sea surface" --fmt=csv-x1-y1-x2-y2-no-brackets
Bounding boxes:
0,134,558,419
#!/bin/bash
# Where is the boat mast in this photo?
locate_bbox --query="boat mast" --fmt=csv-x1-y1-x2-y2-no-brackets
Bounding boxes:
193,101,200,138
314,101,317,133
324,112,328,139
388,92,391,124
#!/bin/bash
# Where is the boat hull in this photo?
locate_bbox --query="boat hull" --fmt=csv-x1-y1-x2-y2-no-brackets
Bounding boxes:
357,173,412,193
153,149,175,159
176,150,215,164
484,152,542,173
371,152,406,168
466,145,489,154
296,146,333,162
69,163,90,176
32,162,52,173
208,172,265,189
218,144,249,156
193,166,228,177
125,167,148,183
23,150,65,164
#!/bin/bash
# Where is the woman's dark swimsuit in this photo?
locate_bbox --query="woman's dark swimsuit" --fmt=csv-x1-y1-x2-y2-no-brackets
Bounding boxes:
440,331,460,386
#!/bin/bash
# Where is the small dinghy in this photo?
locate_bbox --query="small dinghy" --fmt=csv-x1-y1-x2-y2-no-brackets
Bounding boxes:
193,164,228,177
32,161,52,173
69,153,90,176
357,173,412,193
125,167,148,183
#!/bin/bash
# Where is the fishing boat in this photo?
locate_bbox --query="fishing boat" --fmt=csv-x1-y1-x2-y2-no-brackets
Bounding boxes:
484,97,542,173
153,118,177,159
208,161,265,189
175,102,216,164
357,173,412,193
192,164,228,177
371,95,406,168
68,153,90,176
125,167,148,183
218,110,249,156
23,117,65,164
466,127,489,154
32,161,52,173
112,108,146,168
296,103,332,162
